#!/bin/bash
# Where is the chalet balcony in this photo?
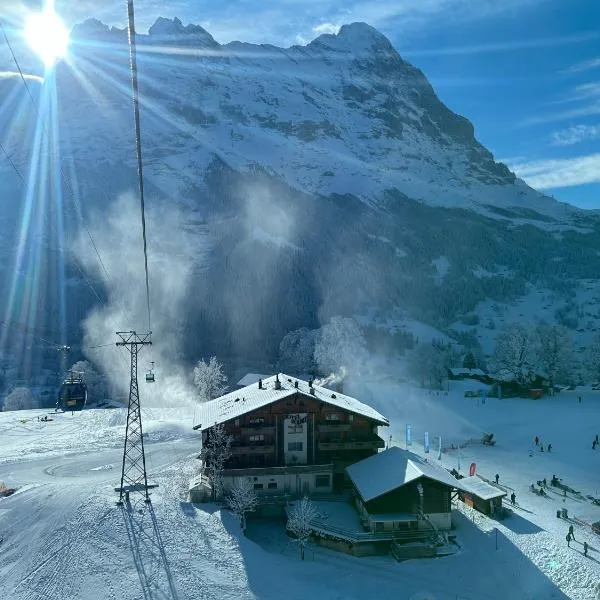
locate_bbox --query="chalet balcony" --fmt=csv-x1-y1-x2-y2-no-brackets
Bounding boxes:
318,436,385,452
240,425,276,435
317,423,352,433
230,442,276,456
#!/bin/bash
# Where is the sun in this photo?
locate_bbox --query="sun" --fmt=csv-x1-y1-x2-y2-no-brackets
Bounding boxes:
25,8,70,68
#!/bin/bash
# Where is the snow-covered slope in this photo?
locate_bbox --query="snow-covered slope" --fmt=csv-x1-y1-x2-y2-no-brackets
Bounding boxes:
1,382,600,599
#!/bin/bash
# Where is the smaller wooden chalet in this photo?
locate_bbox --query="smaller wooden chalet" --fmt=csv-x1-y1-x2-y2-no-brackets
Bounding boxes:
447,367,490,384
458,475,506,517
346,447,469,533
192,374,388,499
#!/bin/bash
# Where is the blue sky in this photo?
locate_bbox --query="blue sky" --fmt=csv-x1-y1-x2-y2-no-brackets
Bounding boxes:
5,0,600,208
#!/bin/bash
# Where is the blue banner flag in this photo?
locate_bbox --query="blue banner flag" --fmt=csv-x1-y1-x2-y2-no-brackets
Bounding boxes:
424,431,430,453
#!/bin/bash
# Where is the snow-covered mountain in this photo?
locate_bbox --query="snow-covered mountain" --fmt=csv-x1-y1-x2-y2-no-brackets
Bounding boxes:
2,18,600,368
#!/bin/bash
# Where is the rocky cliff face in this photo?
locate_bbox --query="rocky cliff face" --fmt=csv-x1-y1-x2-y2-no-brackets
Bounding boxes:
1,18,599,368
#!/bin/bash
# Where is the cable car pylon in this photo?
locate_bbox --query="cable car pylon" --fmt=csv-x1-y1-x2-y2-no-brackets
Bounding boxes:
115,330,156,505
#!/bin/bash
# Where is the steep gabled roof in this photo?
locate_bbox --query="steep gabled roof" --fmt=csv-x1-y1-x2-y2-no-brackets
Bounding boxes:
193,373,388,431
346,446,468,502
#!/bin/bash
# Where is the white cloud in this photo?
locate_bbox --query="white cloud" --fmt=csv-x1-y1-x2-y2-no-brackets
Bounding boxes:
509,154,600,189
0,70,43,82
551,124,600,147
521,102,600,126
405,31,599,57
563,57,600,74
312,22,341,35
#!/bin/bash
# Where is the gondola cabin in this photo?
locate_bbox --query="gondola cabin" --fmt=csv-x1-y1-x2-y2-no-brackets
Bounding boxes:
146,362,155,383
57,372,88,412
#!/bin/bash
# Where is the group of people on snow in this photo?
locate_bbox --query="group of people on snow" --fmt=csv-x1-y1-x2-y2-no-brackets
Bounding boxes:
533,436,552,452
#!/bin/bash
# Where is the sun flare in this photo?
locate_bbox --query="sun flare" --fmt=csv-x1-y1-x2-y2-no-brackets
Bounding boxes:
25,9,69,68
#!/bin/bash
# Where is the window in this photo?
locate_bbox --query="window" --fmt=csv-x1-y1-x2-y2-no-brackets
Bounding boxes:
249,417,265,425
288,424,303,433
253,483,264,490
288,441,303,451
348,414,354,422
267,482,277,489
249,434,264,442
326,413,341,421
315,475,330,488
234,419,240,426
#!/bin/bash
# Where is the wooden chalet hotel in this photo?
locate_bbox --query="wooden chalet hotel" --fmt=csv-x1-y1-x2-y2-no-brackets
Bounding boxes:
191,374,388,498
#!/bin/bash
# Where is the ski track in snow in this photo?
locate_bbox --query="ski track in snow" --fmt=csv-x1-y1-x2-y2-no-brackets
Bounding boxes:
0,386,600,599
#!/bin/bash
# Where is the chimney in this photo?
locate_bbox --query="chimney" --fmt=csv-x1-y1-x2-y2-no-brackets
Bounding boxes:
275,374,281,390
294,380,298,389
258,379,263,389
308,379,313,388
310,387,316,396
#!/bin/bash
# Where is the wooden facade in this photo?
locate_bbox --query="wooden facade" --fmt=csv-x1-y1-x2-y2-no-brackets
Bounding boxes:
202,391,385,479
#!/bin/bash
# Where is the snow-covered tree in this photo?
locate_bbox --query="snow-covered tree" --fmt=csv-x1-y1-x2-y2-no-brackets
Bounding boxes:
287,496,316,560
227,478,258,534
69,360,108,402
490,324,534,385
192,357,228,403
408,341,456,389
278,328,317,374
314,317,367,375
200,422,232,500
534,323,573,388
3,387,38,411
586,335,600,384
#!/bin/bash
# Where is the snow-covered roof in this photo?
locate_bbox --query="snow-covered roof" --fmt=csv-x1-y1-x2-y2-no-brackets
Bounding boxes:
449,368,486,377
236,373,269,387
194,374,388,431
346,446,468,502
459,476,506,501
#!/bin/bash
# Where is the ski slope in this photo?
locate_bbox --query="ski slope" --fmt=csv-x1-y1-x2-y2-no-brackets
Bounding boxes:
0,384,599,599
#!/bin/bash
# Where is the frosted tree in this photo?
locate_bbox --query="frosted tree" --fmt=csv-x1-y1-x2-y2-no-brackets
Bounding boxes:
200,422,232,500
69,360,108,402
490,324,534,385
314,317,367,375
278,328,317,374
287,496,316,560
193,357,228,403
227,478,258,534
408,341,456,389
534,323,573,388
3,387,38,411
586,335,600,384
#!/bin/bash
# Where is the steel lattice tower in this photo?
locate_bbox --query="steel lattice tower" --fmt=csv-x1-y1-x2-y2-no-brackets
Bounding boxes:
115,331,154,505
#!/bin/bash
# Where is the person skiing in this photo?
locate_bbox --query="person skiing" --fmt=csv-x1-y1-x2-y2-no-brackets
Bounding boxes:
566,532,572,547
578,396,582,403
548,444,552,452
593,440,597,450
584,541,589,556
541,445,544,452
535,436,539,446
495,474,500,484
569,524,575,541
510,492,516,505
595,434,599,444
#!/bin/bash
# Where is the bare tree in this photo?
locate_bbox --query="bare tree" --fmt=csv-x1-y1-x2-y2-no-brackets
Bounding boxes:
490,324,534,385
314,317,367,375
287,496,317,560
3,387,39,411
227,478,258,534
534,323,573,388
200,422,232,500
193,357,228,403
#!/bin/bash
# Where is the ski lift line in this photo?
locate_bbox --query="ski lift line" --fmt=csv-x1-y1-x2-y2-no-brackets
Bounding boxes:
126,0,152,333
0,20,111,284
0,139,25,183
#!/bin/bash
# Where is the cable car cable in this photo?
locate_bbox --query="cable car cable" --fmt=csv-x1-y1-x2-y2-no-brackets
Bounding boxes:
125,0,152,333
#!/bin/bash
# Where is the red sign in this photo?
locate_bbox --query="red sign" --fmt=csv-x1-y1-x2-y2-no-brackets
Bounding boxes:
469,462,477,476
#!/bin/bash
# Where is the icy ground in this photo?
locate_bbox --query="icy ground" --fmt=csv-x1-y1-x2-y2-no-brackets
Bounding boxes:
1,383,600,599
